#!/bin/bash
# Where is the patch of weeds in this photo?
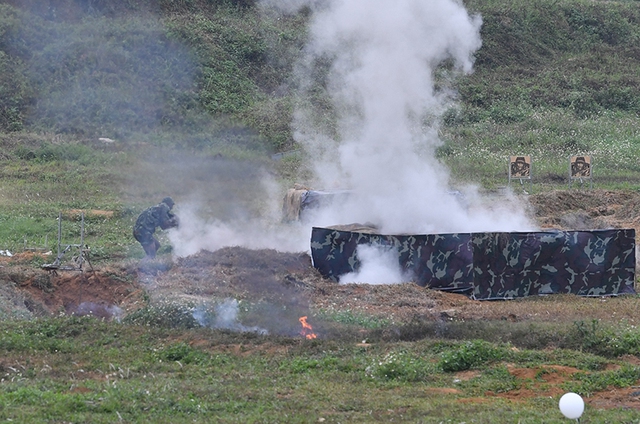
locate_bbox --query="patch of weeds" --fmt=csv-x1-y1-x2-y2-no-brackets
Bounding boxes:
386,319,570,348
497,321,575,350
316,308,391,329
0,318,89,353
505,348,549,366
439,340,509,372
284,355,342,374
385,317,437,341
122,302,199,329
32,255,51,268
103,272,134,284
426,340,461,354
155,342,209,365
286,357,321,373
459,364,519,396
483,365,519,393
571,319,640,357
6,271,28,285
565,365,640,396
543,348,609,371
573,319,608,350
49,316,104,337
31,273,53,293
366,350,438,382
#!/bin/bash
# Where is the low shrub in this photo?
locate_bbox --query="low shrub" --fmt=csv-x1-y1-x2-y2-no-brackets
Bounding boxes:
439,340,509,372
122,302,199,329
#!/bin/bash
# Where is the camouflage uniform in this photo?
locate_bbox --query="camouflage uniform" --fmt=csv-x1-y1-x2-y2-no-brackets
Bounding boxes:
133,197,179,259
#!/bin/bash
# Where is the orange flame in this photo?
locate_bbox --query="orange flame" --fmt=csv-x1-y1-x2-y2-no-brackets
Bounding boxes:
299,316,317,339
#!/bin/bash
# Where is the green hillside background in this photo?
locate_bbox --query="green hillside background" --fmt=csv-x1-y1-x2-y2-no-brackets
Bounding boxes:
0,0,640,254
2,0,639,176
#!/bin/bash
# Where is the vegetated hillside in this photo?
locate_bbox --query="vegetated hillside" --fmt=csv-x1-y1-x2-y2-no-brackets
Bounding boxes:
463,0,640,117
0,0,305,152
1,0,639,164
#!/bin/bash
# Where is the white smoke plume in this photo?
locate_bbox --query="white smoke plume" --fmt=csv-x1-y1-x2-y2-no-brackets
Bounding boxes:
339,244,411,285
192,299,268,335
72,301,123,322
168,192,311,257
168,0,536,260
263,0,536,235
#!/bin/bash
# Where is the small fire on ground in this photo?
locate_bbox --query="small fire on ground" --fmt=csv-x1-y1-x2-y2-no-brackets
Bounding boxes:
299,316,317,339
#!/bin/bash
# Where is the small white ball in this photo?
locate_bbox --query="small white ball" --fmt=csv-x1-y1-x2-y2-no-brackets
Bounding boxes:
559,392,584,419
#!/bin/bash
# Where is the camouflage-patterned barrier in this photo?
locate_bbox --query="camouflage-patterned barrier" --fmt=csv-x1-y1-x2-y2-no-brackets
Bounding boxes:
310,227,636,299
310,227,474,292
472,229,636,299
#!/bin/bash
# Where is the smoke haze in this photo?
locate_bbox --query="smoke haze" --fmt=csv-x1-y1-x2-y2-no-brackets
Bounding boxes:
167,0,536,261
168,199,310,257
339,244,411,285
192,299,269,334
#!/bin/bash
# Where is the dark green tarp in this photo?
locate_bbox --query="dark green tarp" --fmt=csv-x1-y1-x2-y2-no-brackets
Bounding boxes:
310,227,636,299
472,230,636,299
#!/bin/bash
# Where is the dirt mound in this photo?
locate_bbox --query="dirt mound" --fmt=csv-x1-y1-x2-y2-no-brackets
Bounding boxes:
530,189,640,232
0,253,142,320
149,247,317,305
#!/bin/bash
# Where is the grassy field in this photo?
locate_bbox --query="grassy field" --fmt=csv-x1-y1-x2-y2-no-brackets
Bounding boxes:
1,0,640,422
2,316,640,423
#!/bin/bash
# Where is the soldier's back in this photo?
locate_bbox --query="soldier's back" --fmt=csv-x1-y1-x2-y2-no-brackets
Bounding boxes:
135,205,161,233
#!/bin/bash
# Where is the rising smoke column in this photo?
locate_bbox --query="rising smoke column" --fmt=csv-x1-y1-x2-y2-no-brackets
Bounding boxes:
168,0,536,259
267,0,535,234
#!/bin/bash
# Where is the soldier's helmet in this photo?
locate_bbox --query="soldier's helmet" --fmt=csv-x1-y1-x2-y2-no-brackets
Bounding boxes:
161,197,175,208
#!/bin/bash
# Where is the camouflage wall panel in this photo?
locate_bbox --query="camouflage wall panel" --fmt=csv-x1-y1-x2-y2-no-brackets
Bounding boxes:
472,229,636,300
310,227,474,292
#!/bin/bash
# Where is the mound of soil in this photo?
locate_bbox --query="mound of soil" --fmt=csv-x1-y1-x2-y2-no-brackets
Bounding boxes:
0,254,143,320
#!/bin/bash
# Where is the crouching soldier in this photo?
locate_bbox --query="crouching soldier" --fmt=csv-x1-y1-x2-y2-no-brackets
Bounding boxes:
133,197,179,259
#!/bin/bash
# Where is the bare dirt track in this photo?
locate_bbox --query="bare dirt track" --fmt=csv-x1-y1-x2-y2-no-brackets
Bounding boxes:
2,188,640,409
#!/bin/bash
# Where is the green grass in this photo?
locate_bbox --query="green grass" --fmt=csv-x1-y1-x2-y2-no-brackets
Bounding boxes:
2,317,640,423
316,308,393,329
